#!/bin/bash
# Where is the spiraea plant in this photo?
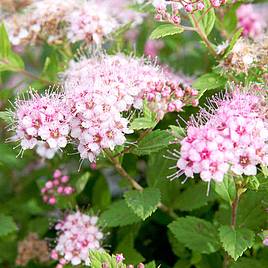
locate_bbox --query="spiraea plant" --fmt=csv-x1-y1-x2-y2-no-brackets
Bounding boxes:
0,0,268,268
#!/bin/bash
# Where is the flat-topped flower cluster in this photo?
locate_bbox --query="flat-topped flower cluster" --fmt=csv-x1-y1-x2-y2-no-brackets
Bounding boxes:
51,211,103,267
11,54,197,162
176,85,268,183
3,0,142,46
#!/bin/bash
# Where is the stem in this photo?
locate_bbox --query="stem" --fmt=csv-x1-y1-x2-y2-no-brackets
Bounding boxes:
223,183,242,268
231,194,239,227
105,150,143,191
19,69,51,84
197,6,213,23
105,150,178,220
189,13,218,58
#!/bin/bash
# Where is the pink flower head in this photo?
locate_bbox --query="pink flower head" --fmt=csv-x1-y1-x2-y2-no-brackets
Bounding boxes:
173,85,268,183
144,40,164,58
11,90,70,158
52,211,104,266
236,4,265,39
66,1,119,45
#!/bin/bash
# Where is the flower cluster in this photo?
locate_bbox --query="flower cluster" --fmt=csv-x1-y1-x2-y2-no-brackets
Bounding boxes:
175,85,268,183
144,40,164,58
41,169,74,205
4,0,119,46
11,54,196,162
16,233,50,266
222,36,268,75
105,0,145,26
11,91,69,157
144,80,198,119
14,93,68,152
236,4,265,39
4,0,77,45
51,211,103,267
153,0,225,25
65,1,119,45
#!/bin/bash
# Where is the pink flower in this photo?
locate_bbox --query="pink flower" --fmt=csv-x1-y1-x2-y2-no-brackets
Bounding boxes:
12,91,70,158
174,86,268,183
52,211,104,266
236,4,265,39
66,1,119,45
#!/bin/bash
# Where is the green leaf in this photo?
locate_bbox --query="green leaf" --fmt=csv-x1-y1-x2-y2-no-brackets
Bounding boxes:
169,125,185,139
230,258,264,268
116,232,145,265
0,24,24,72
189,0,215,36
75,172,90,194
224,28,243,58
219,225,255,261
168,216,220,254
124,187,161,220
0,23,11,58
89,250,125,268
214,175,236,204
0,214,17,237
193,73,227,95
133,130,174,155
147,149,184,209
150,24,184,40
130,117,156,130
145,261,157,268
92,176,111,210
174,183,216,211
99,200,141,227
236,191,268,231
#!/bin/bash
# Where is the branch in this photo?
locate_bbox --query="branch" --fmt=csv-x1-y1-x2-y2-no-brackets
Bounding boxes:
105,150,178,220
189,13,218,58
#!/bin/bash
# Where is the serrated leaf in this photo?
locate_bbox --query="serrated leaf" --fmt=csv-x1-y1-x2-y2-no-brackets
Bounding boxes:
0,214,17,237
130,118,156,130
230,257,263,268
75,172,90,194
189,0,215,36
150,24,184,40
214,175,236,204
169,125,185,139
124,188,161,220
168,216,220,254
145,261,157,268
89,250,125,268
133,130,174,155
219,225,255,261
99,200,141,227
193,73,227,94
